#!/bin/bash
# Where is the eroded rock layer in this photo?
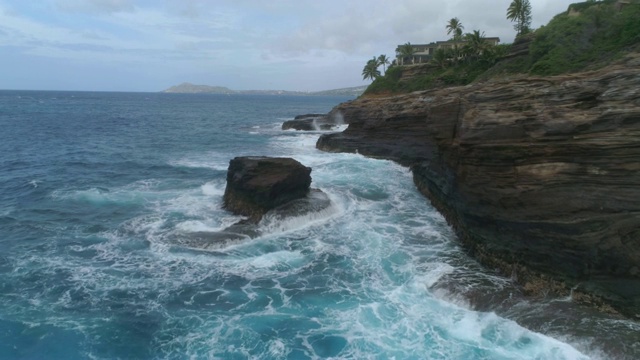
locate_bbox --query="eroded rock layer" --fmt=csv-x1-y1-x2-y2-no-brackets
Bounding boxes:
317,54,640,317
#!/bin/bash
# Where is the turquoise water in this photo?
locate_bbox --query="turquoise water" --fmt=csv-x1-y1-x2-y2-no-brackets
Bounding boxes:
0,91,637,359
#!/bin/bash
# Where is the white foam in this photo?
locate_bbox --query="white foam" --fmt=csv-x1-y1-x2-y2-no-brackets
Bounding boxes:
160,189,219,217
50,179,170,206
175,220,222,233
423,263,456,288
248,250,306,269
258,196,342,236
267,339,289,358
271,133,320,153
169,152,230,171
122,214,166,235
201,181,225,197
441,310,590,359
170,158,229,171
52,187,127,205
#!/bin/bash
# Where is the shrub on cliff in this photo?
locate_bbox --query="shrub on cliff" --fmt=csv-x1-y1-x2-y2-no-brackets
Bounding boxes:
363,56,500,95
365,66,402,94
529,0,640,75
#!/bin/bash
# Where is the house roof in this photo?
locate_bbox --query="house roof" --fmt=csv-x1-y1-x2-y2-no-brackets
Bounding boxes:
395,37,501,50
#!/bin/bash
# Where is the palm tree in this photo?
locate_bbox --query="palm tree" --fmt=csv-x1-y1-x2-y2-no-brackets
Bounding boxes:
463,30,489,61
377,54,390,73
446,18,465,63
397,42,416,65
507,0,532,36
432,48,452,69
446,17,464,41
362,58,381,81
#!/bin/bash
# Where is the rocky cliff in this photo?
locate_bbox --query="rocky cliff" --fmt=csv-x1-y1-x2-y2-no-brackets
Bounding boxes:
317,53,640,318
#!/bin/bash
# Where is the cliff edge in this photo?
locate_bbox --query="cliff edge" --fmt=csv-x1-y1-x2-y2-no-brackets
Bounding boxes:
317,53,640,318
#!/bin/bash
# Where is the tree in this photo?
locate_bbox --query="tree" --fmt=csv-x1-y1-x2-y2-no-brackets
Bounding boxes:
507,0,532,36
446,17,465,41
362,57,381,81
432,48,452,69
463,30,489,61
377,54,390,73
397,42,416,65
446,18,466,64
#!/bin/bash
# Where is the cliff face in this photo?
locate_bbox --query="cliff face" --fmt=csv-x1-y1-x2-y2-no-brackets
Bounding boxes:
317,53,640,317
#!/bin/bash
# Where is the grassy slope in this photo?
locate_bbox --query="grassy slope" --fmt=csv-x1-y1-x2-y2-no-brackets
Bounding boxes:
365,0,640,95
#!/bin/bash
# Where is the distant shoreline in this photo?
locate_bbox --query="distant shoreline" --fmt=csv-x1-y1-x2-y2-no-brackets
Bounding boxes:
0,89,360,97
161,82,366,97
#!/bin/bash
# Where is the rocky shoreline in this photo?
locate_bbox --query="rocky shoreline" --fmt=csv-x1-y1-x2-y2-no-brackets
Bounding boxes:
315,53,640,318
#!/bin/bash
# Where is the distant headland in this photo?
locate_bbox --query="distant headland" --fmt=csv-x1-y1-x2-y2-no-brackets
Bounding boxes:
161,82,366,97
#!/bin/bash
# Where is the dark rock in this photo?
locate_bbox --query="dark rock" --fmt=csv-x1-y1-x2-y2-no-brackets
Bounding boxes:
294,113,326,120
174,157,332,251
316,53,640,317
282,111,349,131
282,114,334,131
175,231,252,250
176,189,331,251
259,189,331,228
223,156,312,222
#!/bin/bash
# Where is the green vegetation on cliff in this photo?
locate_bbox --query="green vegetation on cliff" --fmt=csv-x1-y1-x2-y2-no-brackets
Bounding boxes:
527,0,640,75
365,52,508,94
365,0,640,95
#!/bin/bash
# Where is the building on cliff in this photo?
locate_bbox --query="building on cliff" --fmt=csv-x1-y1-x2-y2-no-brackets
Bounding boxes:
395,37,500,65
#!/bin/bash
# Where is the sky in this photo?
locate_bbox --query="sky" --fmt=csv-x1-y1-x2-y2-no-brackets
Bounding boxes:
0,0,577,92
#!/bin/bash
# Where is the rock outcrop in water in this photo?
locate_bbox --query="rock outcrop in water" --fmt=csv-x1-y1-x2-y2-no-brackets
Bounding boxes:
223,156,312,222
317,53,640,318
282,114,334,131
175,157,330,250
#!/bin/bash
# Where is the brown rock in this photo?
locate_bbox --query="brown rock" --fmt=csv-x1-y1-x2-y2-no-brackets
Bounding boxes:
223,157,312,222
317,53,640,317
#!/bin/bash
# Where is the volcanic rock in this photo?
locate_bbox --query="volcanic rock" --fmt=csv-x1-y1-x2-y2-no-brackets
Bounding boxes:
282,114,334,131
223,156,312,222
294,113,326,119
317,53,640,317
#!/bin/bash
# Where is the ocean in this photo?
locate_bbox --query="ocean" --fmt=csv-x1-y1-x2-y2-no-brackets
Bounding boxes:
0,91,637,359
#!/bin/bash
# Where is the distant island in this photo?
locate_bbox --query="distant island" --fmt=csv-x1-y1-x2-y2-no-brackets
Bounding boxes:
162,82,366,97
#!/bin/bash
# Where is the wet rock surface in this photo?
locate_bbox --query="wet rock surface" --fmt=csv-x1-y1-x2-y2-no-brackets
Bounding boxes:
317,53,640,318
177,189,331,250
223,156,312,222
282,114,334,131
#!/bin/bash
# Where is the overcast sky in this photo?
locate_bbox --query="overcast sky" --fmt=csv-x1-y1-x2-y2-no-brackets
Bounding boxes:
0,0,575,92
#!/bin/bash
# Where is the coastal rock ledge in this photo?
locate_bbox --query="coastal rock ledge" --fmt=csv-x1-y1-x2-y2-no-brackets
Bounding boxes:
317,54,640,318
282,113,334,131
223,156,312,222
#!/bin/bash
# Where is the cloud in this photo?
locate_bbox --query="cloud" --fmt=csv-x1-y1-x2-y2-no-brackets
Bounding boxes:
56,0,135,14
270,0,573,59
270,0,515,59
0,0,578,91
0,1,241,66
0,5,96,47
